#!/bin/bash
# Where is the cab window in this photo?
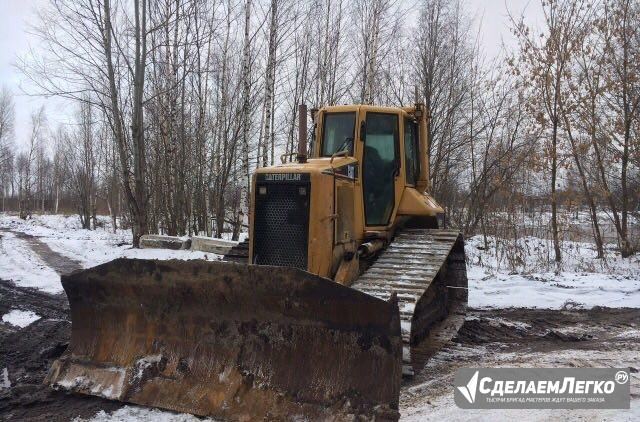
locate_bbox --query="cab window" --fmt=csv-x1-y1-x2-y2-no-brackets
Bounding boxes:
322,112,355,156
404,119,419,185
363,113,399,226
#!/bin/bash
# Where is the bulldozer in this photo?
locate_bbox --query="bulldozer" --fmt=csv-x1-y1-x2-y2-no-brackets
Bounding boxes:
46,104,467,421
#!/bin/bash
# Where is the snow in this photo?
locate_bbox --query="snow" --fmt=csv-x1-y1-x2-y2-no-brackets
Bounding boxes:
81,396,640,422
402,394,640,421
0,231,62,293
1,368,10,389
1,213,635,422
57,376,90,390
133,355,163,381
2,309,41,328
1,213,639,310
401,320,411,335
0,214,224,268
613,329,640,340
77,406,218,422
466,235,640,310
0,213,223,294
402,346,640,421
465,234,640,276
468,266,640,309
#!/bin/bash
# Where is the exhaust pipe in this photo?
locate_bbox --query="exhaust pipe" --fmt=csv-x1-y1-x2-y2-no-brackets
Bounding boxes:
358,239,385,258
297,104,307,163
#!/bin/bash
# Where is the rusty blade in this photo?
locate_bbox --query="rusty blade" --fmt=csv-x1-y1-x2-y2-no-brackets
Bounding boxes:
46,259,402,420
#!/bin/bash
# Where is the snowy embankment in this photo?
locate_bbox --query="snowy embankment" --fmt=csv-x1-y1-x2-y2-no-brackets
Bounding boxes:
1,213,639,310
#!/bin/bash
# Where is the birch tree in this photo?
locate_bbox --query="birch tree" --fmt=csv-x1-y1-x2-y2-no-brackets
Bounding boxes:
0,86,14,168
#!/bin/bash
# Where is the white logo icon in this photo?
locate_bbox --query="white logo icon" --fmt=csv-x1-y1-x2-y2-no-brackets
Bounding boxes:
615,371,628,384
458,371,479,404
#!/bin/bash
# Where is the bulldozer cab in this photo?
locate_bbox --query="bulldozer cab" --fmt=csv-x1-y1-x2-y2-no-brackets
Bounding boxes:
249,104,441,282
316,106,417,228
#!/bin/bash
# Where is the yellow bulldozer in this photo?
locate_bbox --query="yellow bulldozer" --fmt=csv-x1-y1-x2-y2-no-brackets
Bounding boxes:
46,104,467,421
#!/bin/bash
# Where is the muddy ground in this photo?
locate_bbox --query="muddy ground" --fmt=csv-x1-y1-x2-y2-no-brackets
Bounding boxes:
0,281,124,421
2,278,638,421
1,227,638,421
402,307,640,415
0,228,123,421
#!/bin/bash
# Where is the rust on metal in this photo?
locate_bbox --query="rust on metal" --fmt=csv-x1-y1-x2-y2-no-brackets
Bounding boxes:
46,259,402,420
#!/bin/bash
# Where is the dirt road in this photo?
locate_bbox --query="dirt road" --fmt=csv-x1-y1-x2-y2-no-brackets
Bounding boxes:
0,228,83,275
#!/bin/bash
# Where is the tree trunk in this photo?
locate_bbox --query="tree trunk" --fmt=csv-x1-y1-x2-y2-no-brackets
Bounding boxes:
561,110,604,258
102,0,148,247
550,72,562,264
261,0,278,167
241,0,252,212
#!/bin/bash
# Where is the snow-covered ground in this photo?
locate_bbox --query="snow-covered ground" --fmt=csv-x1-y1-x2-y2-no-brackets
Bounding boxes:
465,235,640,309
0,213,223,294
1,213,638,309
402,392,640,421
81,407,216,422
0,230,61,293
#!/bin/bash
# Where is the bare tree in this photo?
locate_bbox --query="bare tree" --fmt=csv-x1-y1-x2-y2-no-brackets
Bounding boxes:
240,0,253,212
351,0,403,105
511,0,591,264
259,0,280,167
560,9,606,258
0,86,15,211
17,108,47,219
600,0,639,256
62,100,97,229
23,0,153,245
0,86,14,168
11,0,635,264
415,0,475,210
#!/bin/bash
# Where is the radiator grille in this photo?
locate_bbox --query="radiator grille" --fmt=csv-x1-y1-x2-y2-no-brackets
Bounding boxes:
253,175,310,269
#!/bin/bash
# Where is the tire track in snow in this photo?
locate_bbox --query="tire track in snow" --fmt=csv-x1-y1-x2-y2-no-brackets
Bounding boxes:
0,228,82,276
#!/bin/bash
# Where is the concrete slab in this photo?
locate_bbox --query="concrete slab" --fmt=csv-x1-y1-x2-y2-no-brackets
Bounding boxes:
191,236,237,254
139,235,190,250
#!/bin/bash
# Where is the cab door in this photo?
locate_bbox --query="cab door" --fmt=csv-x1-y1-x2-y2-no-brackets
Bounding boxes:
361,111,401,227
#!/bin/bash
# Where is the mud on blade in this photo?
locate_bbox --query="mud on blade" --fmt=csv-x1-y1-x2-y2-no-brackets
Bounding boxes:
46,259,402,420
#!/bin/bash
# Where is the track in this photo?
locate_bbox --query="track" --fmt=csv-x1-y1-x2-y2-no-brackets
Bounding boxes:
353,229,467,376
223,238,249,263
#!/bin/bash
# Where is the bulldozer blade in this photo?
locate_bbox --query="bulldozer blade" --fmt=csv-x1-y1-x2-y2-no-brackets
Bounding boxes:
46,259,402,420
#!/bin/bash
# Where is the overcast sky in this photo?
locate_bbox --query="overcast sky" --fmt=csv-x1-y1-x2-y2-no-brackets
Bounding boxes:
0,0,544,153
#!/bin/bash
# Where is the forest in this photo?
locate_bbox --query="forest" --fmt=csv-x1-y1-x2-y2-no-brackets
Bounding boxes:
0,0,638,261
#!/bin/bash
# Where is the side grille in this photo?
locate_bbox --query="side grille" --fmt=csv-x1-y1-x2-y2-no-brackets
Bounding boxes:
253,174,310,269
